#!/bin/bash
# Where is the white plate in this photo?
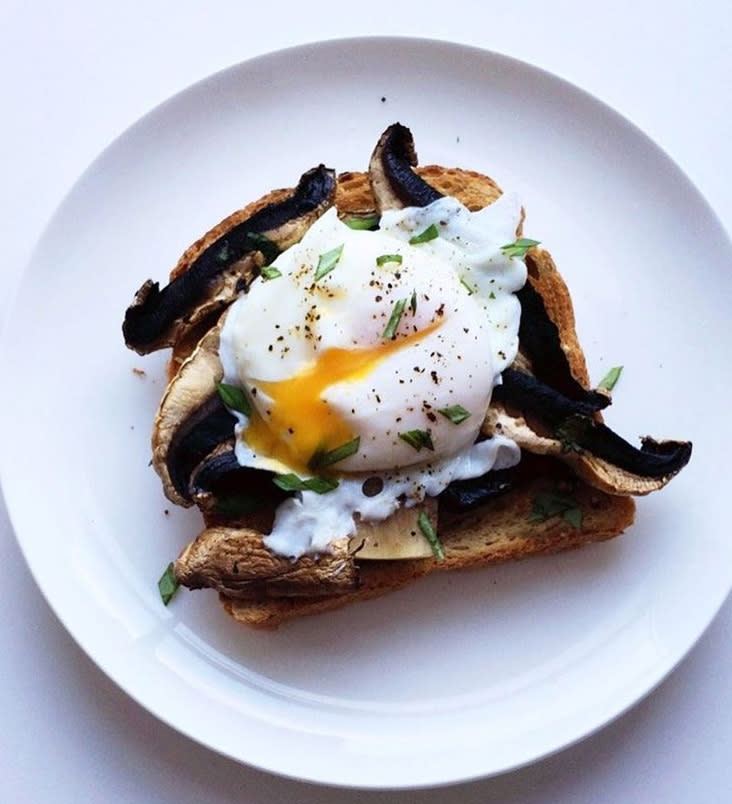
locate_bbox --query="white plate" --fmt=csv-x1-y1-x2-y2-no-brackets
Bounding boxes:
1,37,729,789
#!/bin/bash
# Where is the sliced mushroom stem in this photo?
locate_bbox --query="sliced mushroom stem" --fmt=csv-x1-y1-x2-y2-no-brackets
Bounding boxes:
368,123,443,211
174,529,358,599
350,498,438,560
123,164,336,353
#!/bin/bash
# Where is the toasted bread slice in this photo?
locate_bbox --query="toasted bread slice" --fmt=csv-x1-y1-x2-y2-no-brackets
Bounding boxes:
222,471,634,628
181,167,637,628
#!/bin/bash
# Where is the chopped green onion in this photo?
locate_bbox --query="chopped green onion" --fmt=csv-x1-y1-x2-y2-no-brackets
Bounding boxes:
215,233,280,265
308,437,361,470
272,474,339,494
260,265,282,280
554,415,589,455
598,365,623,392
343,214,380,230
216,382,251,416
489,291,496,299
438,405,471,424
245,232,280,264
501,238,540,259
272,474,304,492
398,429,434,451
418,511,444,560
528,491,582,529
460,277,475,295
246,232,279,264
158,562,180,605
410,291,418,314
409,223,439,245
304,477,340,494
382,298,407,339
314,244,344,281
376,253,403,266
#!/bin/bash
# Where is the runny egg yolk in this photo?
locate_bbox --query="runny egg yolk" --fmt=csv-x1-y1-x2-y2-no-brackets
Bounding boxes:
244,321,443,475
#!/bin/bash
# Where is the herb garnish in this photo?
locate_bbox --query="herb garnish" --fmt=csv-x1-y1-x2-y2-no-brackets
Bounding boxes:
554,415,590,455
344,214,380,230
399,429,435,451
215,234,279,265
410,291,418,314
308,436,361,470
216,382,251,416
314,244,344,281
158,562,180,605
418,511,444,560
382,298,407,339
501,238,540,259
460,277,475,295
528,491,583,529
260,265,282,280
598,365,623,392
376,253,403,266
272,474,339,494
438,405,471,424
409,223,439,244
246,232,280,264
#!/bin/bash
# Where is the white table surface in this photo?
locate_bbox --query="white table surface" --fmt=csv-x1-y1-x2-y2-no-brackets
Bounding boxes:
2,2,730,801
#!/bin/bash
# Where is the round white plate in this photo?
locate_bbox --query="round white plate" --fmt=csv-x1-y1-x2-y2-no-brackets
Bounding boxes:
1,37,729,789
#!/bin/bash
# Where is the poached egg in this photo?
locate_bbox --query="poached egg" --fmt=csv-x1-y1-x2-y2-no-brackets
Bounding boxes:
219,193,526,558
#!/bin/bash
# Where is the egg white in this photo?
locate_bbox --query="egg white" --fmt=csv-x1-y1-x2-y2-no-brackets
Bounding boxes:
219,194,526,558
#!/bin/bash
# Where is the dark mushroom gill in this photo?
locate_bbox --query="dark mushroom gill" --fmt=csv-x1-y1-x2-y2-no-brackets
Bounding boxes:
167,393,235,502
517,274,609,410
494,370,692,479
439,469,514,512
189,446,290,513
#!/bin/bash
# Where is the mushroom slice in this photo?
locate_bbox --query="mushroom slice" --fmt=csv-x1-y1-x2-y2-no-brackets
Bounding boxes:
152,320,230,506
174,529,357,599
350,498,438,560
188,441,239,507
188,442,289,517
123,164,337,354
368,123,443,211
494,369,607,424
487,370,692,495
439,468,513,512
518,253,610,410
